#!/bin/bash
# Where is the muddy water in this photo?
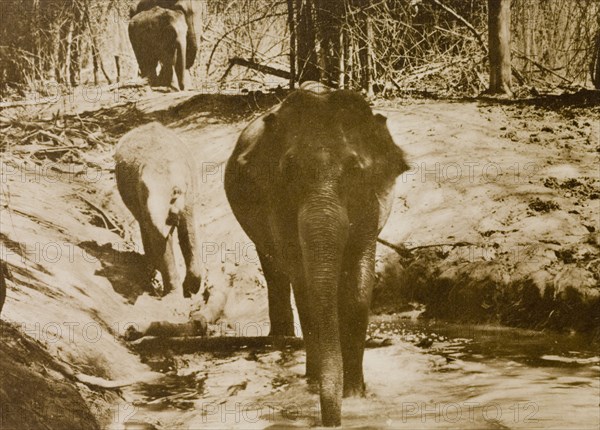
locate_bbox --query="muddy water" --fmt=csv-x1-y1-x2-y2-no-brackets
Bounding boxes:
119,317,599,429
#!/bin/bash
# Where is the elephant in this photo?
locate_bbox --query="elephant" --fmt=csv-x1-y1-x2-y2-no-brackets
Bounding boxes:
128,6,188,90
114,122,202,298
224,81,409,426
130,0,200,70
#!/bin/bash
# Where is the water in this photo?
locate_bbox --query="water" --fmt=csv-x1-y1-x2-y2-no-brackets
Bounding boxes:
120,317,600,429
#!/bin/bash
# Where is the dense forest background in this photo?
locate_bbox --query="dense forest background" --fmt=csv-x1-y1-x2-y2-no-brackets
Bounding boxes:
1,0,599,99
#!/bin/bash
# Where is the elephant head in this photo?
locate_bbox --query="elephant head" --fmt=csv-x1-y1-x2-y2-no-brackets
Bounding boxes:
131,0,200,69
228,82,408,426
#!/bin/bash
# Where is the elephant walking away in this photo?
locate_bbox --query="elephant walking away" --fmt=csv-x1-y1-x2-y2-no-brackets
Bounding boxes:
130,0,201,70
114,122,202,298
128,6,188,90
224,81,409,426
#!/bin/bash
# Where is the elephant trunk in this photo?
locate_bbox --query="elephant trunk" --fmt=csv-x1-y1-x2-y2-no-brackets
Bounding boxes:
179,204,202,298
298,189,348,427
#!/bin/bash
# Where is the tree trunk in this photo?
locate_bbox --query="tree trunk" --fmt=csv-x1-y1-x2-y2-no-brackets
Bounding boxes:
487,0,512,95
358,11,374,96
295,0,319,82
65,21,74,87
338,27,345,88
287,0,297,88
592,29,600,89
315,0,343,87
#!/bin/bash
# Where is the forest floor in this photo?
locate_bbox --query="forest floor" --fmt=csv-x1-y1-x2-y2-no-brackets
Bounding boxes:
0,86,598,428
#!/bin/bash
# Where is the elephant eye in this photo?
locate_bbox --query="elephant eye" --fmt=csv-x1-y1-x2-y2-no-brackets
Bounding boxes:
280,154,301,183
343,152,365,175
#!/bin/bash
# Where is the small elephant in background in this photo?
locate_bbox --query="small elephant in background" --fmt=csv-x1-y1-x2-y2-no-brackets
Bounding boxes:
128,6,189,90
225,82,408,426
130,0,201,70
114,122,202,297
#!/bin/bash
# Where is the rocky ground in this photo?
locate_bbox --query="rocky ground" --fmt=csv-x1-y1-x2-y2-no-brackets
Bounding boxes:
0,87,598,428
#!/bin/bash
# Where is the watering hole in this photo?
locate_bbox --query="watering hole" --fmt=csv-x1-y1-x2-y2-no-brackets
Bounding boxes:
117,316,600,429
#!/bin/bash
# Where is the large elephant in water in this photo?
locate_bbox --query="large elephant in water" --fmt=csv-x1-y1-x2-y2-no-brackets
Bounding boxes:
128,7,188,90
115,122,203,298
130,0,200,69
224,81,409,426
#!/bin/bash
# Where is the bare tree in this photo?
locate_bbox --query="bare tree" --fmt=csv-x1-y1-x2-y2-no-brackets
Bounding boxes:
487,0,512,95
592,11,600,89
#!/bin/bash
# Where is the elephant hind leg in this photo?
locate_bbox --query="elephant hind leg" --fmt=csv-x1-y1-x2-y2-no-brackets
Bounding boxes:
173,31,186,90
258,251,294,336
156,40,174,88
138,57,158,86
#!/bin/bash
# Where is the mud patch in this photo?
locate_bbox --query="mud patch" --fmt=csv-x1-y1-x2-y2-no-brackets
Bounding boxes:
373,246,600,336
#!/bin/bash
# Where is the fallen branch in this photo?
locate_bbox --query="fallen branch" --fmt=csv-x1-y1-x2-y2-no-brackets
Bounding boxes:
224,57,292,80
377,237,478,256
377,238,412,258
130,335,392,355
408,241,477,250
37,130,67,144
513,53,572,83
78,195,123,236
131,335,303,355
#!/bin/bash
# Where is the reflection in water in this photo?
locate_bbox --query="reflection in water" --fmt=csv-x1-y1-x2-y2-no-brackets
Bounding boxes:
120,317,600,429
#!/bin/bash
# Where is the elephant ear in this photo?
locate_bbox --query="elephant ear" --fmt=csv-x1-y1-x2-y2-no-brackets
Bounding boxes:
373,113,409,177
236,111,279,167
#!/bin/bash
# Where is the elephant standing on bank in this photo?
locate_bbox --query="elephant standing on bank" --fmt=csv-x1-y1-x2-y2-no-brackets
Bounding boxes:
128,7,189,90
129,0,200,90
114,122,202,298
224,82,409,426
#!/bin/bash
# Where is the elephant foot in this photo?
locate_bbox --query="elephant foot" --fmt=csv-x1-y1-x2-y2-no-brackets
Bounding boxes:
343,380,366,398
182,272,202,298
149,269,172,297
268,322,295,337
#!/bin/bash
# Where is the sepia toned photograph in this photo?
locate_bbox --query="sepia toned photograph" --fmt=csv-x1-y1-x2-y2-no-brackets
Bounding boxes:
0,1,599,429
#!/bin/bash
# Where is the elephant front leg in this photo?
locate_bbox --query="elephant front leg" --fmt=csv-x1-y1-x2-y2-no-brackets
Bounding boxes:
258,251,294,336
291,274,319,381
340,240,377,397
139,221,174,296
140,226,164,294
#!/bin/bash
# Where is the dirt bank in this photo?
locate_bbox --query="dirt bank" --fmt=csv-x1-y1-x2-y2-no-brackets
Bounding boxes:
373,96,600,334
0,89,599,427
